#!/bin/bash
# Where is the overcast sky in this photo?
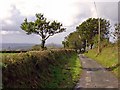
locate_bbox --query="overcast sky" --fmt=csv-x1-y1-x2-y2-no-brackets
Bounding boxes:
0,0,119,44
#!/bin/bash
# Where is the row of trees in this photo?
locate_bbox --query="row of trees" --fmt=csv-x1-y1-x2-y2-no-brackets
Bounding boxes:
62,18,119,52
114,23,120,41
20,13,119,51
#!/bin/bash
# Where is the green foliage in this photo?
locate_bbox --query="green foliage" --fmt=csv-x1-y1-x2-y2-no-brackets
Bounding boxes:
113,23,120,42
2,49,82,88
76,18,110,45
31,44,45,51
63,32,82,49
45,54,82,88
85,44,119,78
21,13,65,49
63,18,110,52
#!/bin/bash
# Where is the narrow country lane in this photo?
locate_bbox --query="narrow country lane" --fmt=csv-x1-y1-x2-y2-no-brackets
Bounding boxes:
75,54,118,89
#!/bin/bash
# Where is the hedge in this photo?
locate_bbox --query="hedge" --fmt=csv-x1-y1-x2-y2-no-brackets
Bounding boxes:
2,49,80,88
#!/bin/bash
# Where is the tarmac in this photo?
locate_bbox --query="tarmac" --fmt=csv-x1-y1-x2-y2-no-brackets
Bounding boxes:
74,54,119,89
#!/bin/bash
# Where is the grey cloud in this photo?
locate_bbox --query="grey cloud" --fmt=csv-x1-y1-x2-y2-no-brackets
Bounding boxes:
96,2,118,24
1,5,76,44
2,6,23,31
2,5,35,32
73,2,118,27
2,2,119,44
69,2,95,29
63,2,118,43
118,1,120,23
2,5,41,43
2,33,40,44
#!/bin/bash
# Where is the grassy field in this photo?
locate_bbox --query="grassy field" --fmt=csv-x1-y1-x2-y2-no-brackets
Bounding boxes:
85,45,119,77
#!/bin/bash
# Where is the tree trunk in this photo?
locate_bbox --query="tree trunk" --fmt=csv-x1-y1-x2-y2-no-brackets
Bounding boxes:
41,40,45,50
91,43,94,49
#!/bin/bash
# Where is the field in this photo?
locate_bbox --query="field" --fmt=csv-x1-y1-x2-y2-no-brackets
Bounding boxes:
85,45,119,77
0,52,20,66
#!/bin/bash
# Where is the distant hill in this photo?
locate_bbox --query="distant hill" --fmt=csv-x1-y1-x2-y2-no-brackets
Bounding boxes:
0,43,63,51
0,43,36,51
31,43,62,50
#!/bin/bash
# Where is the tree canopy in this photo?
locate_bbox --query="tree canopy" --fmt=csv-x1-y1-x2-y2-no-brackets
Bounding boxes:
76,18,110,45
114,23,120,42
21,13,65,49
62,18,110,52
63,31,82,49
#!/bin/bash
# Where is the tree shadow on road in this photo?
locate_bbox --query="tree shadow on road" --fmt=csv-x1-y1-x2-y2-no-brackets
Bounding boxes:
105,64,120,71
80,67,104,71
79,64,120,71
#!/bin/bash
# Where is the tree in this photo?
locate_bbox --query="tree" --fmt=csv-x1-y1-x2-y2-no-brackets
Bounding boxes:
76,18,110,50
62,31,83,50
21,13,65,50
114,23,120,42
62,40,69,48
62,18,110,53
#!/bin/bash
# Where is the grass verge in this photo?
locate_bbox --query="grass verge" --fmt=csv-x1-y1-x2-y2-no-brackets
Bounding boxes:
85,45,119,78
45,53,82,88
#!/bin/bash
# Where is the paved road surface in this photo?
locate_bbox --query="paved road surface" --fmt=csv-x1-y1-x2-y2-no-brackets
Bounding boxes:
75,54,118,89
